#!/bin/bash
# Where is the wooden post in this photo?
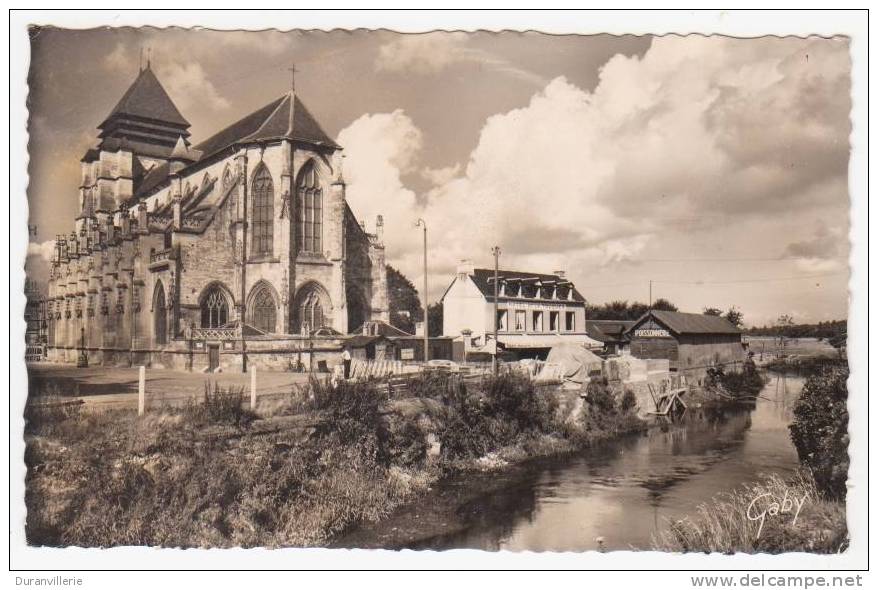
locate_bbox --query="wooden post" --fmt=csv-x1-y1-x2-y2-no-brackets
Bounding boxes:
250,367,257,410
138,365,145,416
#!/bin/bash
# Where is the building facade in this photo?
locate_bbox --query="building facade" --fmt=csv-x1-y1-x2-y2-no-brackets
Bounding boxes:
44,65,388,372
441,262,598,359
625,310,746,378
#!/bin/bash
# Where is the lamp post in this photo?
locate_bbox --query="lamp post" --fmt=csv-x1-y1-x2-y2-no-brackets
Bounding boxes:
416,219,429,363
491,245,501,376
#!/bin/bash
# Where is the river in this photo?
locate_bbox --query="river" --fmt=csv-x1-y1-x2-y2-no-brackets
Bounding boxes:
334,374,803,551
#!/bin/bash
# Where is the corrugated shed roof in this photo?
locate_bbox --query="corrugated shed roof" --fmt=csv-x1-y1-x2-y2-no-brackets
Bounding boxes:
100,67,190,128
469,268,586,303
629,310,742,336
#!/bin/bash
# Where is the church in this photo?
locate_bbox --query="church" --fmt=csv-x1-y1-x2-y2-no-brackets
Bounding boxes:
44,64,389,372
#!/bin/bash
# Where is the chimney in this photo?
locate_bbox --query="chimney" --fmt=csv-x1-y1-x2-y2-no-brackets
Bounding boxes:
554,270,566,279
457,259,474,279
376,215,384,242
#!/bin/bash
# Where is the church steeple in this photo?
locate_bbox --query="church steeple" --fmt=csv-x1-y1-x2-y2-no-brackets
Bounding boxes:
97,65,190,159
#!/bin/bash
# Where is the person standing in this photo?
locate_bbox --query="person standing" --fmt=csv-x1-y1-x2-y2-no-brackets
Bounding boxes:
341,347,352,380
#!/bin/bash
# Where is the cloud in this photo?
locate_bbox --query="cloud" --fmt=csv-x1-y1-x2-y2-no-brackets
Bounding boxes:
375,32,544,85
784,222,846,272
337,110,425,270
420,164,461,187
347,36,850,308
27,240,55,262
157,62,230,112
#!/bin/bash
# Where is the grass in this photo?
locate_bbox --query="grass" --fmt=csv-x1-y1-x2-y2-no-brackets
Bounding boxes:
652,471,848,554
24,372,647,548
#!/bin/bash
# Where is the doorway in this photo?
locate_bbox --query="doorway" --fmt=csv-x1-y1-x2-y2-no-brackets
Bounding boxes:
208,344,220,372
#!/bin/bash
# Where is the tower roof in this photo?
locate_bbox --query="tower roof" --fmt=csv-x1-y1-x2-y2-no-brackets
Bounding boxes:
97,66,190,158
100,66,190,129
194,91,340,159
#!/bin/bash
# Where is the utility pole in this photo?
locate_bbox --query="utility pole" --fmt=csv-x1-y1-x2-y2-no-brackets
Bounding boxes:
649,279,653,309
491,246,501,375
416,219,429,363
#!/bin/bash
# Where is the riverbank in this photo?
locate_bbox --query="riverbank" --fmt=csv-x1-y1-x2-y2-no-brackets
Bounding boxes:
650,362,849,554
25,373,647,548
652,471,847,554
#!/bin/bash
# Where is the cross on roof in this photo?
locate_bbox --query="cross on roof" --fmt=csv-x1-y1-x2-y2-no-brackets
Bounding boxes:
288,64,298,92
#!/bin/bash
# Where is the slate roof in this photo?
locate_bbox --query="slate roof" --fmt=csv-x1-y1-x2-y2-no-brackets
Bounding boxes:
586,320,635,343
100,67,189,129
628,310,742,336
128,91,339,201
194,91,340,159
468,268,586,303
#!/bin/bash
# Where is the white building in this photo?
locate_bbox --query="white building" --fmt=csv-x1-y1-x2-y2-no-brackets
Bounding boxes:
440,261,600,359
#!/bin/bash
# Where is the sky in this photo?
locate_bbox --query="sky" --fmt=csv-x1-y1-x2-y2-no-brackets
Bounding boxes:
24,27,851,327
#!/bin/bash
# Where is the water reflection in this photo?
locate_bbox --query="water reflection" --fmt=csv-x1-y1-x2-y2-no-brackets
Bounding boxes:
334,375,802,552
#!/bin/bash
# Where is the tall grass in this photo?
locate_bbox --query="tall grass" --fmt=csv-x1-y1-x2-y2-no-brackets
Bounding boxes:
181,382,256,427
25,372,646,547
652,471,847,554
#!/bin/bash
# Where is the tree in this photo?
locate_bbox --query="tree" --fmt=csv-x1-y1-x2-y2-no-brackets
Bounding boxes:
789,365,849,500
724,306,744,328
427,301,443,337
386,265,422,335
651,298,678,312
703,307,723,316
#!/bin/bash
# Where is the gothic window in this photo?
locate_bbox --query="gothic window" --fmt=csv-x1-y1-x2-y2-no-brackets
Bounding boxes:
296,161,322,254
294,283,328,334
249,285,277,334
201,286,229,328
251,165,274,256
154,283,167,345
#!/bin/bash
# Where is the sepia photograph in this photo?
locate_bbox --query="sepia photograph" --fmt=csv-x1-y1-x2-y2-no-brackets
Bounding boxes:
9,9,869,577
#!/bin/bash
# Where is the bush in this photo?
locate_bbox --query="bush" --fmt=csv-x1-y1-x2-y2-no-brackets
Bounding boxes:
438,373,560,462
182,382,255,427
706,359,766,398
620,388,637,413
789,365,849,500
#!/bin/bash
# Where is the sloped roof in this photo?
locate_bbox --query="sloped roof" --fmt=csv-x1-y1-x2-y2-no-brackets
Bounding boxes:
350,320,413,338
194,91,340,159
586,320,635,342
100,67,189,128
628,310,742,336
469,268,586,303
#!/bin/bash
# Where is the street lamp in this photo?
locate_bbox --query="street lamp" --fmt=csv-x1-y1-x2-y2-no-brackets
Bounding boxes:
415,218,429,363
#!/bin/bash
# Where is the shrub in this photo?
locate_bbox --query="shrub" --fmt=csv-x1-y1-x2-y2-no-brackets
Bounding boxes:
620,388,637,413
438,373,561,462
182,382,255,427
706,359,766,398
789,365,849,500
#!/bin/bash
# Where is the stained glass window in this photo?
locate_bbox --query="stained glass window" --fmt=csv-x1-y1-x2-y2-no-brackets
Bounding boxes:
296,162,322,254
251,165,274,256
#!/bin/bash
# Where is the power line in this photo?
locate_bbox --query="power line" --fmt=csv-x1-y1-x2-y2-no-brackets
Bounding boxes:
654,272,845,285
586,272,845,289
626,256,846,263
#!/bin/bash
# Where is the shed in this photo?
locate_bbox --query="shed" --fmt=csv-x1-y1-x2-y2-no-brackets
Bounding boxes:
345,334,395,361
625,310,745,375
